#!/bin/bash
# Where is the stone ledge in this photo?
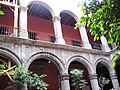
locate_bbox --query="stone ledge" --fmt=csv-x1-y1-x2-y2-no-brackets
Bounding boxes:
0,36,110,56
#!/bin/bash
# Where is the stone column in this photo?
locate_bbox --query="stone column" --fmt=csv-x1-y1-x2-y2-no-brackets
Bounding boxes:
79,26,92,49
60,74,70,90
89,74,100,90
19,6,28,39
110,73,120,90
52,16,65,44
100,36,111,52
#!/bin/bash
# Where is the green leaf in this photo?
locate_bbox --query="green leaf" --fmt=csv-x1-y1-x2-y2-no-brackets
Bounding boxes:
0,10,4,15
116,26,120,30
108,37,114,44
112,60,116,67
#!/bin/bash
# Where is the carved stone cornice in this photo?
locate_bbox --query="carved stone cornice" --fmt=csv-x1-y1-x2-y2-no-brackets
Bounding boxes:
60,74,69,81
110,73,118,79
89,74,98,80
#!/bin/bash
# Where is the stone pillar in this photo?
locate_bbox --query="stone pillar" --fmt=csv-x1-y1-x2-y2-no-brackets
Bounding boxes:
60,74,70,90
100,36,111,52
89,74,99,90
110,73,120,90
52,16,65,44
79,26,92,49
19,6,28,39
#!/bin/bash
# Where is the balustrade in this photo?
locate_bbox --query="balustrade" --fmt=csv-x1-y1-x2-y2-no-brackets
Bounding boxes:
0,25,13,36
0,25,104,50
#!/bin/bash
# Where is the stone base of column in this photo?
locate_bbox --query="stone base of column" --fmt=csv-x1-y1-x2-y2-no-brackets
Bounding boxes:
110,73,120,90
60,74,70,90
55,37,66,45
83,42,92,49
103,45,111,52
89,74,100,90
19,30,28,39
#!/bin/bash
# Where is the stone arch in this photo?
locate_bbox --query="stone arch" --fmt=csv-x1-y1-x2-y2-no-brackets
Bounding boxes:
26,52,64,74
66,55,94,75
27,0,54,16
60,10,79,21
0,47,21,66
95,58,115,74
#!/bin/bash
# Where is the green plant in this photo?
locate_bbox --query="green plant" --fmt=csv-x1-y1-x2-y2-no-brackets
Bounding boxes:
76,0,120,49
0,64,8,70
70,69,87,89
112,53,120,67
13,66,48,90
0,6,4,15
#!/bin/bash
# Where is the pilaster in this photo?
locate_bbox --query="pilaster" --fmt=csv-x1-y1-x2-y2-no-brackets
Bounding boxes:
79,26,92,49
110,73,120,90
19,6,28,39
60,74,70,90
100,36,111,52
52,16,65,44
89,74,100,90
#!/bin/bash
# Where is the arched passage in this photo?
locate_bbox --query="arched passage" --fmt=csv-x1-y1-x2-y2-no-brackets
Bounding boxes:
0,48,21,89
69,61,91,90
26,52,64,90
66,56,94,90
27,1,55,42
60,10,82,47
95,59,114,90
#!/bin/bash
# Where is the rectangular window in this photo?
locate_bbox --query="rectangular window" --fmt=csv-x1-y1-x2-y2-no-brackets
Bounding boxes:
0,26,8,35
91,43,101,50
50,35,56,43
28,31,37,40
72,40,82,47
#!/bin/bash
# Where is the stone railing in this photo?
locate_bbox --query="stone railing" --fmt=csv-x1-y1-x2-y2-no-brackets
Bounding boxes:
0,25,13,36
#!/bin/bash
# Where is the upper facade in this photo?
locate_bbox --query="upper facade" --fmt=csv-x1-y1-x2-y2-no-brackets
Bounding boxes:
0,0,120,90
0,0,111,51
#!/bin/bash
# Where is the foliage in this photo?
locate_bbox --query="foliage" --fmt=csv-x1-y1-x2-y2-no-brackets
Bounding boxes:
76,0,120,49
0,64,8,70
13,66,48,90
0,6,4,15
70,69,87,89
0,64,8,76
112,52,120,67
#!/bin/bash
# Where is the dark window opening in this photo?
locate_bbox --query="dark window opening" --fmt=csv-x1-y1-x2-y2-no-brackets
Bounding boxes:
91,43,102,50
28,31,37,40
72,40,82,47
50,35,56,43
0,26,8,35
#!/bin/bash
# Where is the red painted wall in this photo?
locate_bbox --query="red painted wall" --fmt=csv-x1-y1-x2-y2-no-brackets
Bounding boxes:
28,16,54,41
28,16,82,44
62,24,82,45
62,24,81,40
0,9,101,46
87,31,101,44
0,75,11,89
0,9,14,26
28,16,54,34
29,59,60,90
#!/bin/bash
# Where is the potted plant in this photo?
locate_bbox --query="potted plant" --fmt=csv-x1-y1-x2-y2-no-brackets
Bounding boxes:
13,66,48,90
70,69,87,90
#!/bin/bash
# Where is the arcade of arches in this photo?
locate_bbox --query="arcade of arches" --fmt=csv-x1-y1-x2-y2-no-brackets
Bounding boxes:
0,48,119,90
0,0,119,90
